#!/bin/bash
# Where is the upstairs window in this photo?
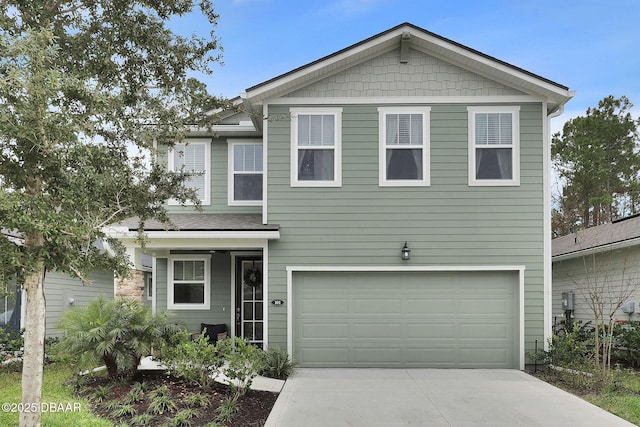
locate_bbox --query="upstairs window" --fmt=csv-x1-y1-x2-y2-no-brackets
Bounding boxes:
229,142,263,205
468,106,520,186
291,108,342,187
378,107,431,186
168,140,211,205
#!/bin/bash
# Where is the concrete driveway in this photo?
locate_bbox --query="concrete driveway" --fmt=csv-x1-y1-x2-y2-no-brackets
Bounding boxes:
265,369,634,427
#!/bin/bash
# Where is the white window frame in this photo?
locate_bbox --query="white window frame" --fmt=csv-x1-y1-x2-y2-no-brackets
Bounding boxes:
146,274,153,301
468,106,520,186
378,106,431,187
167,139,211,205
167,256,211,310
228,140,263,206
290,107,342,187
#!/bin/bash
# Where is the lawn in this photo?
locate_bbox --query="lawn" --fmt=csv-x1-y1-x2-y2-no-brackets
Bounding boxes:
532,367,640,426
0,364,112,427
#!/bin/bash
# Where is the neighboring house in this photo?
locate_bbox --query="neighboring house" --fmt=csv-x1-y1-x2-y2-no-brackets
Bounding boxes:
111,23,573,369
552,214,640,327
1,270,114,337
1,232,115,337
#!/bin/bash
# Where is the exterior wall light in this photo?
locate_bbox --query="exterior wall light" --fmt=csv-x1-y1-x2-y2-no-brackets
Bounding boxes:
401,242,411,260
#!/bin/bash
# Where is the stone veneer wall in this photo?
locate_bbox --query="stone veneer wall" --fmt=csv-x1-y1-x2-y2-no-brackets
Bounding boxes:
115,269,145,302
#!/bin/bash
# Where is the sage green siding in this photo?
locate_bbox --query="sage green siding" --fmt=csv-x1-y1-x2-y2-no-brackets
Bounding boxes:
156,253,233,332
158,137,262,214
553,247,640,325
46,270,114,337
266,103,545,358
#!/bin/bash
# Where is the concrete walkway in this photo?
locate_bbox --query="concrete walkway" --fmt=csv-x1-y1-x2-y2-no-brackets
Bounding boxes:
265,369,635,427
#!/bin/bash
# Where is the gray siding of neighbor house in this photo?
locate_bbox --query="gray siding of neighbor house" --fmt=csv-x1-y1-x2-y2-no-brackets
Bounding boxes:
265,101,545,357
157,137,263,215
553,247,640,326
156,252,233,332
46,270,114,337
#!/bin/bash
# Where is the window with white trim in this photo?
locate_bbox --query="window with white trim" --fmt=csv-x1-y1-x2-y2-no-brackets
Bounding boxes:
468,106,520,186
168,257,210,310
378,107,431,186
291,108,342,187
229,142,263,205
168,140,211,205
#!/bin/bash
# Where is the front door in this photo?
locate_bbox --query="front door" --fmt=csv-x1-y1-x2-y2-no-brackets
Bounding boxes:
235,257,264,348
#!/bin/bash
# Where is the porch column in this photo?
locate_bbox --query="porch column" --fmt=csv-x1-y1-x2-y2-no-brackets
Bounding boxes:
115,269,145,302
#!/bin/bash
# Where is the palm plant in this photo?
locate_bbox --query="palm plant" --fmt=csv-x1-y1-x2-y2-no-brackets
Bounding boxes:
57,295,182,377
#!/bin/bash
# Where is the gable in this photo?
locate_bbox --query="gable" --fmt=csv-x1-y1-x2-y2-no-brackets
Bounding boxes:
243,23,572,114
285,48,526,99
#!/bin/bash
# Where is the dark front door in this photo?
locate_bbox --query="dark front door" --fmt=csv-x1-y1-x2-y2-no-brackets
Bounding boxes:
235,257,264,348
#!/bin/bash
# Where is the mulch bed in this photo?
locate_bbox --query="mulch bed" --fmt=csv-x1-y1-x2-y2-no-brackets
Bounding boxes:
76,370,279,426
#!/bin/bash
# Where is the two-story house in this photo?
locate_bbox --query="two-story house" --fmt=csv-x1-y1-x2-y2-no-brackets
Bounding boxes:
112,23,573,369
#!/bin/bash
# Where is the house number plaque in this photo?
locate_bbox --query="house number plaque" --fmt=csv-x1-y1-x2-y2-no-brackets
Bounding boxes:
271,299,285,306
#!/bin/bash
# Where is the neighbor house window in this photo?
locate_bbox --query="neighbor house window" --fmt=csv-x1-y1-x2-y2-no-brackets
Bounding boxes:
378,107,431,186
468,106,520,186
168,257,210,310
291,107,342,187
146,274,153,301
168,139,211,205
229,141,263,205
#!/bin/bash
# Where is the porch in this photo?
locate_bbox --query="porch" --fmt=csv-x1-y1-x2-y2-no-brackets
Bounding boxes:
110,213,280,347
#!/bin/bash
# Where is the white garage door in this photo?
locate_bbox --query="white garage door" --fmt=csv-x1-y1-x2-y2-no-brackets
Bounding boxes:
293,270,519,368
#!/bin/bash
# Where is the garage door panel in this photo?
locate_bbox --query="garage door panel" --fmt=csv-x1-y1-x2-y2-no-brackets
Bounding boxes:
301,322,350,338
300,298,349,315
294,271,518,368
353,298,402,314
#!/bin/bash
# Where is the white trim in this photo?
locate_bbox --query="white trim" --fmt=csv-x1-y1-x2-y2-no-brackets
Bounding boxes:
146,273,153,301
543,102,552,351
262,104,269,225
467,106,521,187
151,257,157,315
227,140,263,206
269,95,543,105
115,230,280,241
286,265,526,370
290,107,343,187
378,106,431,187
167,139,211,206
167,255,211,310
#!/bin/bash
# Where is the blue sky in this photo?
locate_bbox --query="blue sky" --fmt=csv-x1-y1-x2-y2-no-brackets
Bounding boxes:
174,0,640,134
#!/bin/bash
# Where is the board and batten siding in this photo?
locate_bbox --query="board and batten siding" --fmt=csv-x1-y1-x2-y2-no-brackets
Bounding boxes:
156,253,233,332
157,137,263,214
45,270,114,337
266,103,545,357
553,246,640,325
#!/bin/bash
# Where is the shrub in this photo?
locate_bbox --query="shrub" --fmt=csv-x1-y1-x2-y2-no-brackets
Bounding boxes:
160,331,225,388
56,296,183,377
261,345,297,379
547,322,594,368
613,321,640,368
217,337,265,397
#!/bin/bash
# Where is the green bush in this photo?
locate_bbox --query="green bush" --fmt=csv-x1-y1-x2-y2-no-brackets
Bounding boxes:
217,337,265,397
260,345,297,379
160,331,225,388
613,321,640,368
547,322,594,368
56,296,183,377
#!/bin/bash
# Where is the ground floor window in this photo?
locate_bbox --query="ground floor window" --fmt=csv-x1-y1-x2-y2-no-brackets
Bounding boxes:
168,257,210,310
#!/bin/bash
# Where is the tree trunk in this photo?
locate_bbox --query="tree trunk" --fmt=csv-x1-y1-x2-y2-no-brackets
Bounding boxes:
20,262,46,427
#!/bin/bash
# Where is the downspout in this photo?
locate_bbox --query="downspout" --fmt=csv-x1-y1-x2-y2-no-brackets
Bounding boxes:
543,102,566,351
